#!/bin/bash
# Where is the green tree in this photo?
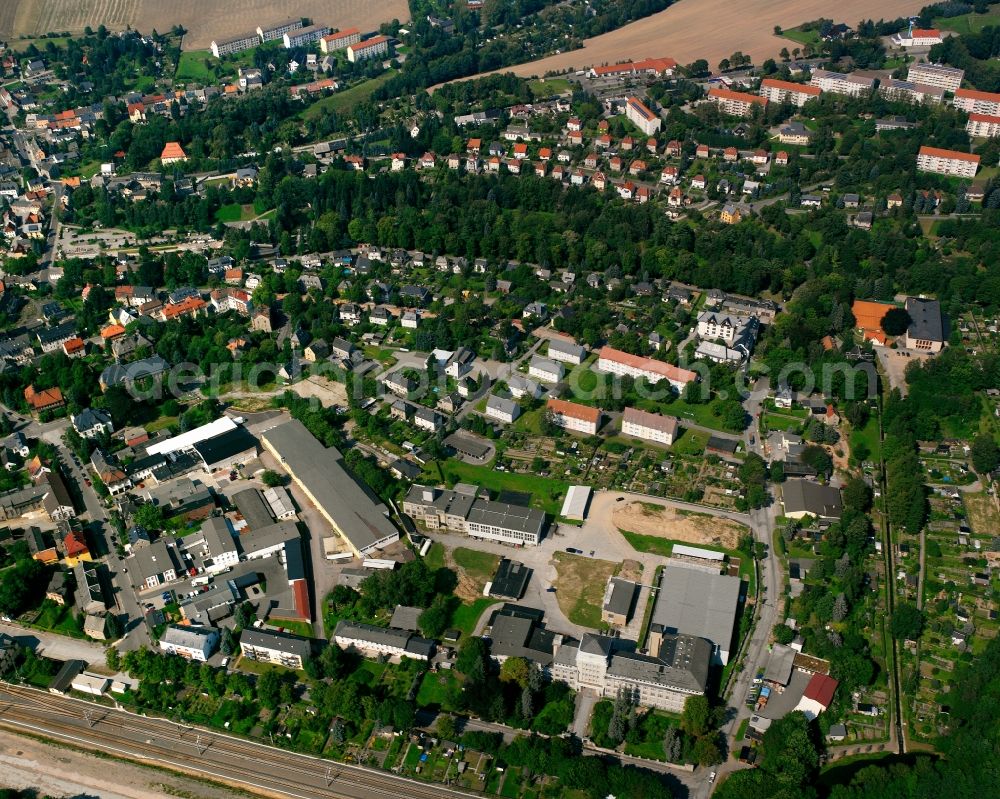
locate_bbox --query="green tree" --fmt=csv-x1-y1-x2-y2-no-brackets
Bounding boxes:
132,503,165,531
891,603,925,641
499,656,531,688
681,694,712,738
881,308,912,336
261,470,286,487
971,435,999,474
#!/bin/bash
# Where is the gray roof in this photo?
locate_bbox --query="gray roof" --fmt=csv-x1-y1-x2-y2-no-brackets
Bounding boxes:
73,407,112,433
782,478,843,519
240,628,313,658
127,537,182,586
489,612,555,665
650,565,741,655
261,420,399,554
237,520,299,557
764,643,796,685
486,395,519,417
100,355,170,388
489,558,532,599
200,516,237,557
606,633,711,694
334,619,434,657
232,488,274,530
905,297,943,343
603,577,637,616
404,484,478,519
467,498,545,537
160,625,218,650
389,605,423,632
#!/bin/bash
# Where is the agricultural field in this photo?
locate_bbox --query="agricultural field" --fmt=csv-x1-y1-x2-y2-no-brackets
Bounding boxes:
440,0,925,85
0,0,409,51
934,9,1000,34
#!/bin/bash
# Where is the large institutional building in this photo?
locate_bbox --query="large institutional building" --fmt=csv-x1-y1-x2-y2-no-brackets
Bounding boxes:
403,484,547,545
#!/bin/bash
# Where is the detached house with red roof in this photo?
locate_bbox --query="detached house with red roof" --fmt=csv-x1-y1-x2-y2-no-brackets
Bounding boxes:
794,673,838,720
25,385,64,416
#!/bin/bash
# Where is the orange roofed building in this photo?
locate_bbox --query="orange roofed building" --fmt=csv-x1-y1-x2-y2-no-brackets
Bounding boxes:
546,398,602,435
160,141,188,164
25,385,65,415
851,300,895,345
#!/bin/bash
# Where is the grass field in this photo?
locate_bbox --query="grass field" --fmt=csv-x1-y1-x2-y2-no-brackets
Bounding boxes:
450,597,495,636
175,50,222,84
781,26,820,46
553,552,618,628
215,203,256,223
301,72,396,120
452,548,500,587
963,492,1000,537
935,10,1000,34
529,77,572,96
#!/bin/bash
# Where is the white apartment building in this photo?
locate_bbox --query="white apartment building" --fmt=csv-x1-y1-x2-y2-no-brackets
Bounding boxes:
333,620,433,661
707,87,767,117
347,36,390,63
966,113,1000,138
621,407,679,445
159,625,219,661
697,312,746,345
809,70,874,97
239,628,312,669
283,24,331,49
547,338,586,365
595,346,697,391
486,395,520,424
528,356,564,383
320,28,361,53
878,79,944,104
906,63,964,92
759,78,821,107
916,145,980,177
953,88,1000,116
625,96,661,136
211,32,259,58
258,20,303,42
546,398,601,435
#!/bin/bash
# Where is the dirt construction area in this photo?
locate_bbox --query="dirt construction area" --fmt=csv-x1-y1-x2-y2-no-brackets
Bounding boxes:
1,0,409,49
444,0,925,84
612,500,745,550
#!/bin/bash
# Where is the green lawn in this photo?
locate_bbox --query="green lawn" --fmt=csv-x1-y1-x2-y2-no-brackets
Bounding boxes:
663,397,741,432
529,77,572,96
176,50,222,83
266,619,314,638
671,428,709,456
452,548,500,585
301,72,396,120
416,669,459,709
621,530,729,558
781,27,820,46
424,542,446,571
850,415,881,463
935,10,1000,34
449,597,495,636
432,460,568,515
215,203,256,223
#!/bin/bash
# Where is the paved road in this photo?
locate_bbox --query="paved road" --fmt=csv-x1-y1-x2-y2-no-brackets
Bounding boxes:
0,683,476,799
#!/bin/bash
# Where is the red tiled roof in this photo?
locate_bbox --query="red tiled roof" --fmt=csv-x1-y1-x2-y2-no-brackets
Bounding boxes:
25,385,64,411
598,346,697,385
547,397,601,423
63,530,89,558
160,141,187,160
851,300,894,332
708,87,767,105
918,145,980,163
803,673,838,708
955,87,1000,102
762,78,821,95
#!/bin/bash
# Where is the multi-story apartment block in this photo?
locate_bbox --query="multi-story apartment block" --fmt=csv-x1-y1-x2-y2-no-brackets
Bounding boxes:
347,36,390,63
809,70,874,97
625,96,661,135
906,63,964,92
953,87,1000,116
707,87,767,117
403,485,547,545
258,19,303,42
239,628,312,669
211,32,259,58
916,145,980,177
159,625,219,661
320,28,362,53
621,407,679,445
334,620,434,661
596,346,698,391
283,25,331,49
878,79,945,104
759,78,821,107
546,398,601,435
966,113,1000,138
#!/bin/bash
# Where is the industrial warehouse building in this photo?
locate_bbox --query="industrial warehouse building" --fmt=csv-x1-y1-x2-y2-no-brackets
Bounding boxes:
261,420,400,557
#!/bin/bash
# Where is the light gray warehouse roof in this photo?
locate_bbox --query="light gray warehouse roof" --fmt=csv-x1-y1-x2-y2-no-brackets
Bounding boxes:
764,643,796,685
232,488,274,529
237,520,299,557
261,420,399,554
651,564,741,655
467,498,545,537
